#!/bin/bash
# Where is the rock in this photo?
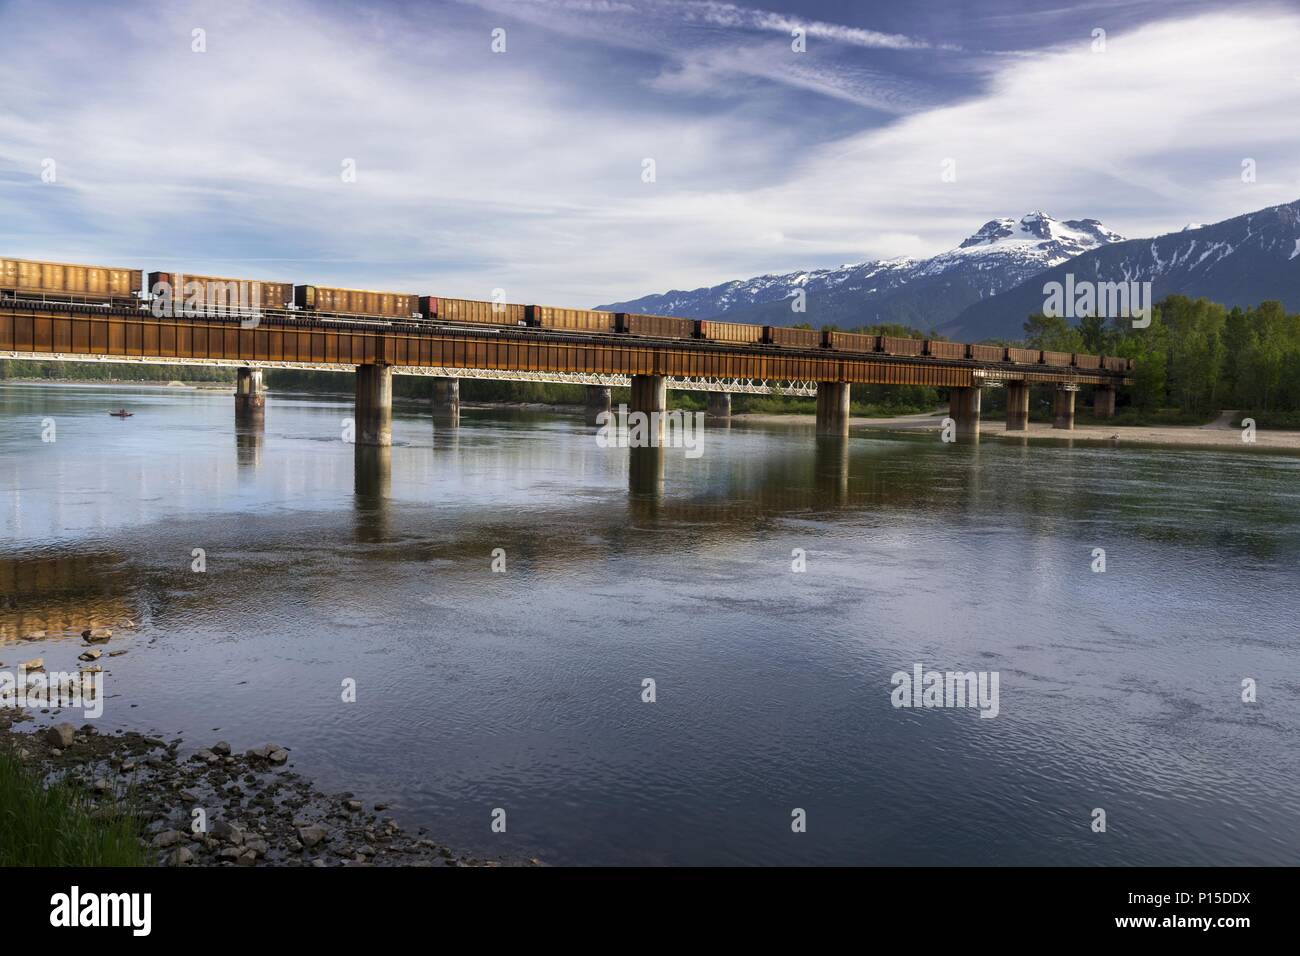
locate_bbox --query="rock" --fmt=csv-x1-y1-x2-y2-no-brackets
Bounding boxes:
244,837,269,857
296,824,328,848
345,800,362,813
268,749,289,766
82,627,112,643
21,658,44,672
211,741,231,756
78,649,103,662
20,631,45,641
211,820,244,844
167,847,194,866
237,850,257,866
92,778,110,794
310,858,326,867
122,761,136,772
153,830,185,848
44,723,76,748
108,650,128,658
218,847,243,861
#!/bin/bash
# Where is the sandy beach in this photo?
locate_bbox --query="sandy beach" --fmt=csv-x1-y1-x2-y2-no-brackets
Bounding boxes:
734,409,1300,451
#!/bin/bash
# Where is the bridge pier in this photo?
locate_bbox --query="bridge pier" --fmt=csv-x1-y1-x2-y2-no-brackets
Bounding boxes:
1093,384,1116,419
1053,386,1076,431
706,392,732,420
815,382,850,436
949,386,981,439
430,377,460,427
630,374,666,444
585,385,612,426
355,363,393,446
1005,381,1030,431
234,367,265,422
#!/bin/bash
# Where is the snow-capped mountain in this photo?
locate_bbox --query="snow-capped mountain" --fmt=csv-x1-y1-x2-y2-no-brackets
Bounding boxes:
946,199,1300,342
595,212,1125,331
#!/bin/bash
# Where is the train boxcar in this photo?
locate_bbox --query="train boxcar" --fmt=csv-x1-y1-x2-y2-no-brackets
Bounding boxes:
879,335,925,357
616,312,696,340
925,340,966,360
423,296,525,325
824,331,879,353
763,326,821,349
695,319,764,344
294,285,419,318
1073,352,1101,370
1006,347,1041,365
148,272,292,313
967,344,1004,363
525,305,617,332
1102,355,1128,373
2,257,141,300
1041,349,1073,367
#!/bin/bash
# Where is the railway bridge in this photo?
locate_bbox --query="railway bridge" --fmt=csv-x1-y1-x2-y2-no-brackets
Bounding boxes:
0,296,1130,444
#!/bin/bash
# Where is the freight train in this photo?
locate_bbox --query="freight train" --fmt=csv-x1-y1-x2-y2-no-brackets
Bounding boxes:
0,256,1131,371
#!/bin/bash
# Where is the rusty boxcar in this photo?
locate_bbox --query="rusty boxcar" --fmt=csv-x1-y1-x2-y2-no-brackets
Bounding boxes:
424,296,525,325
615,312,696,340
695,319,764,345
824,331,879,353
763,326,821,349
148,272,291,313
925,340,966,360
294,285,419,318
1102,355,1129,373
1006,347,1041,365
525,305,617,332
1072,352,1101,370
1041,349,1074,367
967,344,1005,363
2,257,141,301
879,335,925,357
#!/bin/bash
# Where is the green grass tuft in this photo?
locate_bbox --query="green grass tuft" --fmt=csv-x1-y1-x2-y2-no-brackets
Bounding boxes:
0,750,146,867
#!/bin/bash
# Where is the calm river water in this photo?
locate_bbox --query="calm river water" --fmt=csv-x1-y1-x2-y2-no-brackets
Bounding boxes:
1,381,1297,865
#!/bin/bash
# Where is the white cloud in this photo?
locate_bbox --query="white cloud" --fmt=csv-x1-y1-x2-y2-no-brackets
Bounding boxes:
0,1,1296,307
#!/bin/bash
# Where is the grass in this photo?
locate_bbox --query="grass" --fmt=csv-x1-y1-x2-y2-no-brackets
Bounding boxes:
0,750,146,866
1231,409,1300,430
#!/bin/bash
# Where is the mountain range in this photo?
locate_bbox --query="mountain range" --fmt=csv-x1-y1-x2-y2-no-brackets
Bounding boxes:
597,201,1300,342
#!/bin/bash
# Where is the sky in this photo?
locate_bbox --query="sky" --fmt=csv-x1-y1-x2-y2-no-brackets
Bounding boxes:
1,0,1298,306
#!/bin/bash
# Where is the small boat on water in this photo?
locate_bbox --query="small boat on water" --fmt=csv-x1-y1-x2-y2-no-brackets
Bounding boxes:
108,409,133,418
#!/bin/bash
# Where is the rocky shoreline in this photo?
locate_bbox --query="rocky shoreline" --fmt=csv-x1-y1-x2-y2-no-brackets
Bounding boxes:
0,710,533,867
1,611,541,868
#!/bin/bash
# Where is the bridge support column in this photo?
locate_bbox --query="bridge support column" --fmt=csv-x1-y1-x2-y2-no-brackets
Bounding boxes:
949,386,981,439
630,374,666,444
234,367,265,422
1093,384,1116,420
430,377,459,427
1005,381,1030,431
355,363,393,447
585,385,612,426
815,382,850,436
706,392,732,420
1053,387,1076,431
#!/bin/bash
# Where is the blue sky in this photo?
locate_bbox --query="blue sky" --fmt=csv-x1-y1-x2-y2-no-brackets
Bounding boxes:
1,0,1298,306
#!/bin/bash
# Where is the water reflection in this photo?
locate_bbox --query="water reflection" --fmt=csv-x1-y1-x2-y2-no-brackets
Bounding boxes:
235,421,264,470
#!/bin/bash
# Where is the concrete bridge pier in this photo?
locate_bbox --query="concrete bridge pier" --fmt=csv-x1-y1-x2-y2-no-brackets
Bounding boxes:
630,374,667,444
1005,381,1030,431
1053,386,1077,430
949,386,982,439
234,367,265,422
1093,384,1117,419
585,385,612,426
706,392,732,421
355,363,393,446
815,382,850,436
430,377,459,427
